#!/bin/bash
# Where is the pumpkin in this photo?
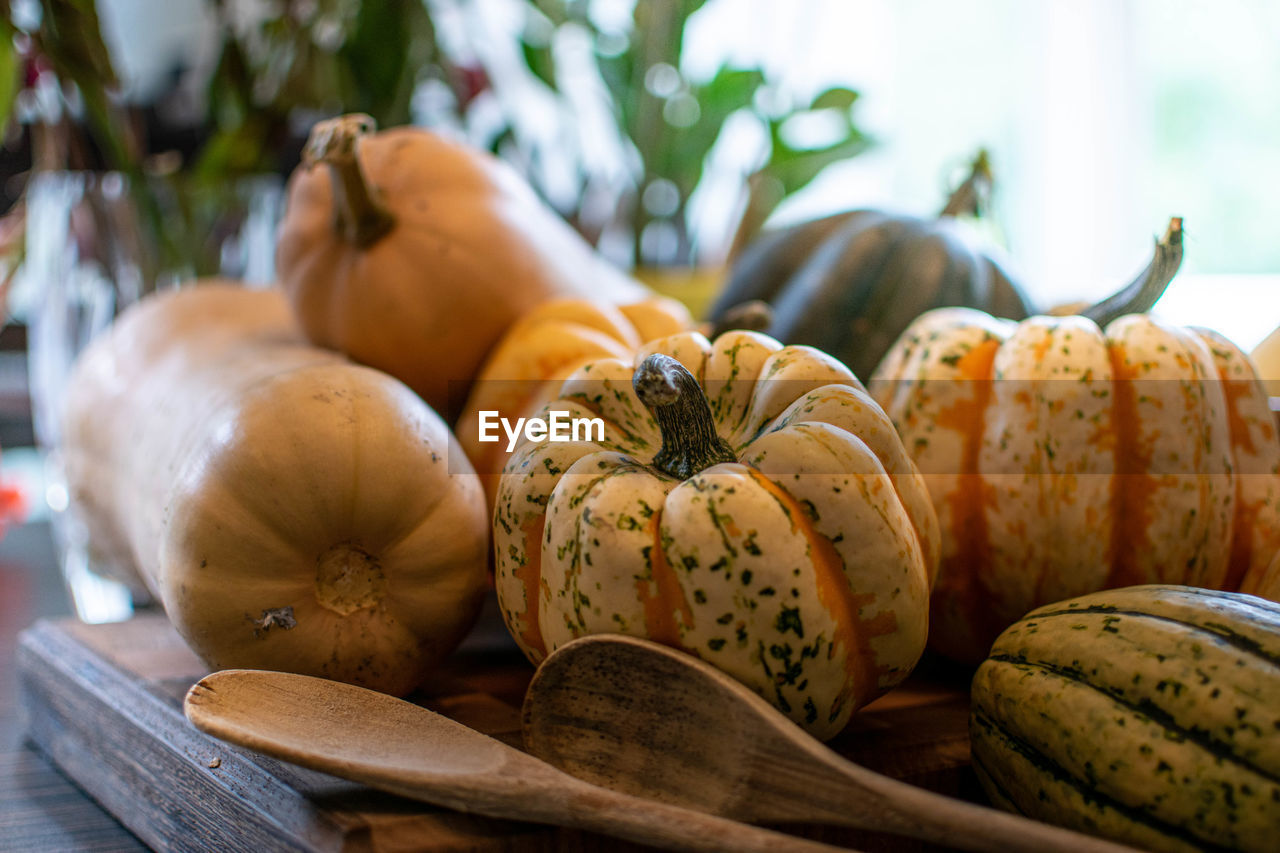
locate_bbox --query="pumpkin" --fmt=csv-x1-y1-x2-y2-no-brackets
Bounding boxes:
1242,551,1280,600
275,114,644,415
62,283,490,696
869,230,1280,663
493,328,939,739
709,153,1181,381
971,585,1280,853
456,295,693,507
1252,324,1280,397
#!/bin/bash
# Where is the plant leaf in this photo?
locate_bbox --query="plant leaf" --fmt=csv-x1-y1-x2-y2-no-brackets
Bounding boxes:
766,132,873,198
808,86,858,111
339,0,434,126
0,21,19,133
520,38,559,91
37,0,119,89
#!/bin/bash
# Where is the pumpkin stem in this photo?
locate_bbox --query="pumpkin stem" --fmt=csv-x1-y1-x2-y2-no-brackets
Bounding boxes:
303,113,395,249
633,354,738,480
1081,217,1183,327
939,149,993,218
708,300,773,340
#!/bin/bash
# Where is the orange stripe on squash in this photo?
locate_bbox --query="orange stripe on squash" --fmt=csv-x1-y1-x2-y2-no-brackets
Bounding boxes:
1106,345,1158,588
515,515,548,660
1030,332,1054,363
931,338,1001,654
636,510,695,648
1204,342,1273,589
1227,497,1261,592
1218,365,1261,589
747,470,893,704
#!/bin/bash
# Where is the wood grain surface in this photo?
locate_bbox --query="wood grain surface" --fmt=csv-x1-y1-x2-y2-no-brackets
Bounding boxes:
1,519,147,852
16,602,983,852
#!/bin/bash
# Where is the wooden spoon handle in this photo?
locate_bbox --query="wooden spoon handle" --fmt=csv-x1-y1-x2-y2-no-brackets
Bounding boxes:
274,755,854,853
185,675,853,853
793,749,1137,853
516,782,858,853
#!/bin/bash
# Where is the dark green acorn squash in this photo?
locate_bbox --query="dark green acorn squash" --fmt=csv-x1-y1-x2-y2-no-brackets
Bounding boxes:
710,152,1180,380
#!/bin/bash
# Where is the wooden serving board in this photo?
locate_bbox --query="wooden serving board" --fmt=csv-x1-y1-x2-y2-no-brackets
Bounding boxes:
16,603,983,852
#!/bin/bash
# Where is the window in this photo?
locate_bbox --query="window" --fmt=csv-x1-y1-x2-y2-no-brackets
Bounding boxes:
688,0,1280,348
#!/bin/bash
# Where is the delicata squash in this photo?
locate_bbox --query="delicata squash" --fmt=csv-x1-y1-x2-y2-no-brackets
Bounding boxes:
493,329,939,739
871,273,1280,663
972,585,1280,852
62,283,489,695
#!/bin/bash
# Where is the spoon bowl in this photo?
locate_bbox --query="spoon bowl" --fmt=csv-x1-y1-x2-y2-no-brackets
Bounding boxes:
520,631,769,819
522,634,1140,853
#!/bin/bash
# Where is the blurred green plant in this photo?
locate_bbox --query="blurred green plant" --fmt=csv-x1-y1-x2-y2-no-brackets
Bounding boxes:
194,0,458,179
0,0,469,176
514,0,871,267
0,0,135,170
0,0,477,297
0,0,870,275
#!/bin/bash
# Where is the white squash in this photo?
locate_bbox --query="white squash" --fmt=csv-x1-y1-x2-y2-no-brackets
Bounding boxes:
494,329,938,739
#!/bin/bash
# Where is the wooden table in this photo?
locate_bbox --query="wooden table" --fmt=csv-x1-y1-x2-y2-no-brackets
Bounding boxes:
0,520,146,851
3,517,981,852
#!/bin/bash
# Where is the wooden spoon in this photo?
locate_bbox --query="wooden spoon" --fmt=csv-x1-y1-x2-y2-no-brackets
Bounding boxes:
522,634,1139,853
184,669,853,853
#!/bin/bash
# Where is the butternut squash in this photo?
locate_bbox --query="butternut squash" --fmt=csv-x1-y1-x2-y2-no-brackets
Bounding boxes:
62,282,489,695
1252,324,1280,397
276,114,644,414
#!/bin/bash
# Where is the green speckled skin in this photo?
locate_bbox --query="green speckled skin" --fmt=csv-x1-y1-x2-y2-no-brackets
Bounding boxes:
870,307,1280,664
493,329,939,740
971,584,1280,852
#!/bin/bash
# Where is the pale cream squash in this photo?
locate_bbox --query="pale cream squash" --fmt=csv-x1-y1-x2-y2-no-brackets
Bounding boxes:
493,329,939,740
871,308,1280,663
62,283,489,695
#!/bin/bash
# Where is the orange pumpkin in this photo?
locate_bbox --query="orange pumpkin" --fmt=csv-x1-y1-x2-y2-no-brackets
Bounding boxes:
457,296,693,505
276,114,643,414
1252,324,1280,397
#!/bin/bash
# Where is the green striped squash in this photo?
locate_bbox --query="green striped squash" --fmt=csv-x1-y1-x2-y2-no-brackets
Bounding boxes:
971,585,1280,852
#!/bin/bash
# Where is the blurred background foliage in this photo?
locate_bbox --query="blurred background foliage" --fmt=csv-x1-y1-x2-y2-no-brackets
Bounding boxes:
4,0,1275,348
0,0,871,271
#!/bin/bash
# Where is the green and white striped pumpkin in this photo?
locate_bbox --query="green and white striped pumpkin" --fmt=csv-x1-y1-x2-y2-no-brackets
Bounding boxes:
493,329,939,739
971,585,1280,852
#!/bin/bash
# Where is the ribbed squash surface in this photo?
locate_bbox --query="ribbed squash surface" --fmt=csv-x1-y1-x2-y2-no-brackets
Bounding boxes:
494,329,939,739
871,308,1280,662
457,296,692,506
972,585,1280,853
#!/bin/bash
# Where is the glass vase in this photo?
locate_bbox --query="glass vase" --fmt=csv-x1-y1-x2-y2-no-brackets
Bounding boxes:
22,171,283,622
